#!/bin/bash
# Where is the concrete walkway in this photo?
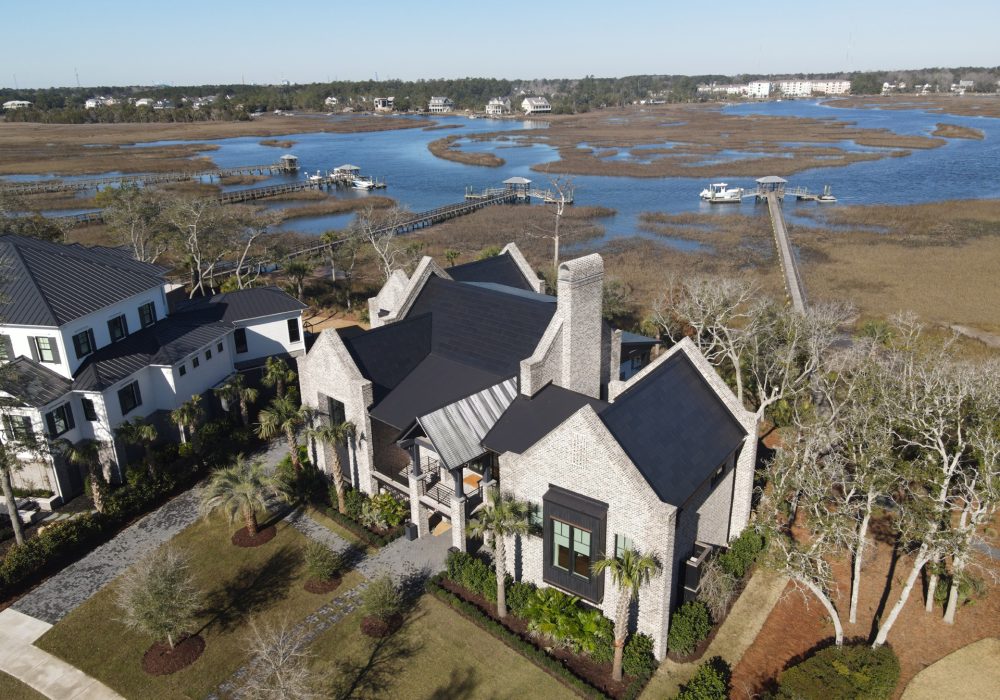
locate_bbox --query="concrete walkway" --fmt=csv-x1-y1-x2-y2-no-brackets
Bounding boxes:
0,609,124,700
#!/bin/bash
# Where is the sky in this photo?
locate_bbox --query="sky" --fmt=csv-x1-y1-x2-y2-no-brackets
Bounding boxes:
4,0,999,89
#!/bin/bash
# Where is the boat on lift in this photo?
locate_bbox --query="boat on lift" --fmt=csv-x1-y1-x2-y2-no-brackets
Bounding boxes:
816,184,837,203
352,176,376,190
307,170,325,183
699,182,744,203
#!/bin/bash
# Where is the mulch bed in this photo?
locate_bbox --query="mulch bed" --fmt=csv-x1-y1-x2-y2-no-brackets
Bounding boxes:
361,613,403,638
439,577,629,699
304,576,342,594
141,634,205,675
231,525,276,548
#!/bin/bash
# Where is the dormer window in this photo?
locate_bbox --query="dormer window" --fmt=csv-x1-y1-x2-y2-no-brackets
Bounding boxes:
138,302,157,328
32,336,59,364
108,314,129,342
72,329,96,360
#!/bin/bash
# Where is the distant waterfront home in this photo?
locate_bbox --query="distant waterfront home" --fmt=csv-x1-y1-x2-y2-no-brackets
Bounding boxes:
299,243,757,659
521,96,552,114
373,97,395,112
1,100,32,111
324,96,339,108
485,97,512,116
428,96,454,113
0,235,305,503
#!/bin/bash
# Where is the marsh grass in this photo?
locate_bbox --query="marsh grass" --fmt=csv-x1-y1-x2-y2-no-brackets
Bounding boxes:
931,123,985,140
428,135,505,167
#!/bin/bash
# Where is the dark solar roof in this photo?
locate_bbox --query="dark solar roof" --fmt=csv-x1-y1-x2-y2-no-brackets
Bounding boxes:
599,352,747,507
446,253,534,291
407,275,556,375
1,357,72,407
482,383,607,455
0,235,168,327
176,287,307,323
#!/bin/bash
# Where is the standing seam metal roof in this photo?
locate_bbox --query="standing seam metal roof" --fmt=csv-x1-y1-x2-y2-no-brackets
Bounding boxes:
418,377,518,469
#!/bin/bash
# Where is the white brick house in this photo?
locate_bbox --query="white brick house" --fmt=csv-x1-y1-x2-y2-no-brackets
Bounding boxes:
0,235,306,502
298,244,757,659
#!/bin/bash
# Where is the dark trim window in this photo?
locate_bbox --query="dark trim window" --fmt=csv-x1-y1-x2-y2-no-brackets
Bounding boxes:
0,334,13,361
205,348,212,360
117,381,142,416
3,415,34,442
81,398,98,421
192,356,200,369
33,336,59,364
72,329,96,360
138,301,157,328
287,318,301,343
552,520,592,578
45,403,75,438
178,363,187,377
615,535,635,559
542,487,607,602
234,328,248,354
216,342,223,353
327,396,346,426
108,314,129,342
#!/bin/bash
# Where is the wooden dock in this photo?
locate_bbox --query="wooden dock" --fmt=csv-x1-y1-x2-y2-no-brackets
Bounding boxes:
765,191,806,313
465,186,573,204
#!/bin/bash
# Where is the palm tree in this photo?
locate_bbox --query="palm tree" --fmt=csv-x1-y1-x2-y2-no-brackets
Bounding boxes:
114,418,158,477
444,249,460,267
256,390,308,471
200,454,278,537
306,420,355,513
284,260,312,302
57,438,108,513
262,356,297,399
466,491,531,618
170,394,204,444
593,549,661,682
214,373,259,426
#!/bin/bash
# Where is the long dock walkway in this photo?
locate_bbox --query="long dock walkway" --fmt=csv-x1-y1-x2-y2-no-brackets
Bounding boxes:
765,192,806,313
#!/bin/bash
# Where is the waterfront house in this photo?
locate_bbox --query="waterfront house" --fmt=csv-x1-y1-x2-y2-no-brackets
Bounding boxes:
373,97,395,113
521,96,552,114
298,244,757,659
133,98,154,107
428,96,454,113
485,97,511,116
1,100,32,111
0,235,305,503
324,96,339,108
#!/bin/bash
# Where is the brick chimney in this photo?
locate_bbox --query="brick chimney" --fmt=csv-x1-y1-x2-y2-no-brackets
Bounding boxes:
557,254,604,398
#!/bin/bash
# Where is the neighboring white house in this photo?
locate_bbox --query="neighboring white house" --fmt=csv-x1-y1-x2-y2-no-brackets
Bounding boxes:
373,97,394,112
133,98,154,107
485,97,511,116
747,81,772,99
0,235,306,502
84,97,118,109
2,100,32,110
298,244,757,660
324,96,339,108
521,96,552,114
428,96,454,113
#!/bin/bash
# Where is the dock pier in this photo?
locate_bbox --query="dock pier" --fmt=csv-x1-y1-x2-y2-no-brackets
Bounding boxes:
765,191,806,313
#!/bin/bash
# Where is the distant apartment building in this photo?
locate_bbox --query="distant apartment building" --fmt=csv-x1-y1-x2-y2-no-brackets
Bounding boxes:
747,81,772,99
1,100,31,110
811,80,850,95
373,97,394,112
696,83,747,97
485,97,511,116
776,79,850,97
777,80,813,97
428,96,454,113
521,96,551,114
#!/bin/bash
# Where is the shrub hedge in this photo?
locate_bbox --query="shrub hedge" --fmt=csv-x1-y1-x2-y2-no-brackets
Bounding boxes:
717,528,767,579
323,503,403,548
676,656,731,700
776,644,900,700
668,601,712,656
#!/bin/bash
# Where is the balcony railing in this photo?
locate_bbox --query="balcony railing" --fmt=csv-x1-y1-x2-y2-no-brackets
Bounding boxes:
373,460,408,487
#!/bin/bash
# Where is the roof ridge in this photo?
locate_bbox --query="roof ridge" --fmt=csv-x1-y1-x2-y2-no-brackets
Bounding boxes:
2,239,59,325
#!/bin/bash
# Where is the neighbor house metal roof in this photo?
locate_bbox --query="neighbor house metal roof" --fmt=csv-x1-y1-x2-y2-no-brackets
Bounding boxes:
0,235,168,327
176,286,307,323
1,357,72,407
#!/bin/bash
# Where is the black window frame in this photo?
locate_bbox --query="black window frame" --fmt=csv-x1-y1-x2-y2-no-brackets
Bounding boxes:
45,402,75,438
287,318,301,343
327,396,346,426
192,355,200,369
117,381,142,416
542,486,607,603
205,348,212,360
3,414,34,442
178,363,187,377
138,301,157,328
72,328,96,360
107,314,129,342
81,397,98,422
216,342,223,353
234,328,248,354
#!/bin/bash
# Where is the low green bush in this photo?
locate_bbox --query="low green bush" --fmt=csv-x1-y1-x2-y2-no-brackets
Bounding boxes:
323,506,402,548
717,528,767,579
304,540,343,581
446,550,499,602
932,571,986,608
12,487,54,498
623,632,657,678
506,580,537,617
676,656,731,700
776,644,900,700
362,574,403,622
668,601,712,656
342,488,366,520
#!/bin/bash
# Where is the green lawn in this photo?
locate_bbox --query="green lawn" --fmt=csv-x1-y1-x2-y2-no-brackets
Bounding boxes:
305,505,377,553
36,514,363,700
0,671,45,700
308,594,578,700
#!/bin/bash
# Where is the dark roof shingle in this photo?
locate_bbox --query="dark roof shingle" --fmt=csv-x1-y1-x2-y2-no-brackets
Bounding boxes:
446,253,534,291
482,383,607,455
1,357,72,407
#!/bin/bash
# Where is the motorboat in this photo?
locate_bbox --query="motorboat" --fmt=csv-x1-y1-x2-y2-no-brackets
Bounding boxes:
352,177,376,190
699,182,744,203
307,170,325,183
817,184,837,203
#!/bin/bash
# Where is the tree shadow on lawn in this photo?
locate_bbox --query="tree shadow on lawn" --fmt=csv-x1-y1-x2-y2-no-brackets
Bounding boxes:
324,612,425,700
428,667,485,700
195,544,301,634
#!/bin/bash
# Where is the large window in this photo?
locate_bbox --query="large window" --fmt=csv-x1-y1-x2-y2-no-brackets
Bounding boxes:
287,318,301,343
551,520,592,579
72,329,96,360
138,301,157,328
33,336,59,364
327,396,346,426
3,415,34,442
108,314,129,342
542,486,607,602
117,381,142,416
234,328,248,354
45,403,75,438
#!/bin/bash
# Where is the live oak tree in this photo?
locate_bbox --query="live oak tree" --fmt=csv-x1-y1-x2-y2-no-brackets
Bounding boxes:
98,184,169,264
351,204,421,283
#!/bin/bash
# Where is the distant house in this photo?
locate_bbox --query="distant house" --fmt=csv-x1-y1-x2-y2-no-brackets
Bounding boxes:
521,96,551,114
373,97,394,113
485,97,511,116
152,99,172,110
84,97,118,109
133,98,154,107
2,100,31,111
324,96,339,108
428,96,454,113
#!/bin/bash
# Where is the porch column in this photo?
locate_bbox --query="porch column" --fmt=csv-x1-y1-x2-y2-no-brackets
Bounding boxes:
480,459,496,496
402,441,430,537
449,467,467,552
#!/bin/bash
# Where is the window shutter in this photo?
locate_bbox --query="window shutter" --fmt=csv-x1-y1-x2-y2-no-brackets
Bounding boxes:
88,329,96,351
28,337,39,362
20,416,33,439
121,316,129,336
48,338,61,364
45,411,57,437
133,382,142,407
0,334,13,361
64,403,75,430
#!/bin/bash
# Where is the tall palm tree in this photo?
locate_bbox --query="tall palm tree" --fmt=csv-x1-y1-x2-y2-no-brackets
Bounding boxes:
57,438,108,513
170,394,204,444
593,549,661,682
466,491,531,618
200,454,278,537
114,418,158,476
256,390,308,471
284,260,311,302
262,356,297,399
214,373,259,426
307,420,355,513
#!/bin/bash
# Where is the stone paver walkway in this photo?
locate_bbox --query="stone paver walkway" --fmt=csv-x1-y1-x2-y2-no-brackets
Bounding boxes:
0,609,124,700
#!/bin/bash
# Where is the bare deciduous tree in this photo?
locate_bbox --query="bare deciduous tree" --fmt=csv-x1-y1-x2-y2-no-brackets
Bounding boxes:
239,617,316,700
100,185,169,264
351,205,419,283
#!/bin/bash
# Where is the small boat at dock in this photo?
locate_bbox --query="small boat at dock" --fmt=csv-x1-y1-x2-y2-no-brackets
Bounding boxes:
352,177,376,190
699,182,744,203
